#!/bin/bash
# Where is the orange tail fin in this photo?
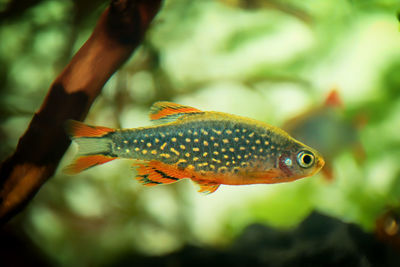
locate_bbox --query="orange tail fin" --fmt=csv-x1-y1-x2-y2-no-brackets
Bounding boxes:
65,120,114,138
64,120,117,174
64,155,116,175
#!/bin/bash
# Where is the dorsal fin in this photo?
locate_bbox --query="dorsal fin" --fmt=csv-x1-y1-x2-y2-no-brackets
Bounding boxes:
149,102,203,123
325,89,343,108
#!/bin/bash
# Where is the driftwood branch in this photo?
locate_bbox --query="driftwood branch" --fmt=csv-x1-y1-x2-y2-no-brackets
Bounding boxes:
0,0,163,224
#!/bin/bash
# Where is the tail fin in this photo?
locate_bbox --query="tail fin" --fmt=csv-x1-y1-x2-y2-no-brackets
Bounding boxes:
65,120,115,138
64,120,117,174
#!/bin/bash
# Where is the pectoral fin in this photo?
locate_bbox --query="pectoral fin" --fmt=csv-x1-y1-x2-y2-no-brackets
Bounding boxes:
193,180,220,194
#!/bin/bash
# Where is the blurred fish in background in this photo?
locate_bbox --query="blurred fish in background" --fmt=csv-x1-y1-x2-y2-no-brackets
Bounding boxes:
282,89,366,181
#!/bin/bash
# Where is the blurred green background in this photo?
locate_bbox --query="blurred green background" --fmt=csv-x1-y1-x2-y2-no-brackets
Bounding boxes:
1,0,400,266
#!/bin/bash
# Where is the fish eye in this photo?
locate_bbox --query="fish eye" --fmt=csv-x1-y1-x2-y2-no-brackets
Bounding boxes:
297,150,315,168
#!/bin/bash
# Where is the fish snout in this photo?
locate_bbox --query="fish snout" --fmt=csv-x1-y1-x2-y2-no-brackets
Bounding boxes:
316,156,325,170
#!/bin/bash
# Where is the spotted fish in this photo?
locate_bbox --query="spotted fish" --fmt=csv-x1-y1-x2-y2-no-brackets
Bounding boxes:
65,102,325,194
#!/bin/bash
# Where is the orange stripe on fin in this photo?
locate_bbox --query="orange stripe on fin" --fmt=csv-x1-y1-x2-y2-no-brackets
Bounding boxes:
134,161,221,194
64,155,116,174
65,120,115,138
149,102,202,121
133,161,190,186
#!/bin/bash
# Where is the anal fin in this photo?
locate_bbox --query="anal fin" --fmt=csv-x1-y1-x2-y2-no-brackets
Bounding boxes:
134,160,221,194
134,161,187,186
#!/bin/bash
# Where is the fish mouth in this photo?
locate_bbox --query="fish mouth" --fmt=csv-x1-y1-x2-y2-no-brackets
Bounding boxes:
308,156,325,177
316,157,325,170
305,157,324,178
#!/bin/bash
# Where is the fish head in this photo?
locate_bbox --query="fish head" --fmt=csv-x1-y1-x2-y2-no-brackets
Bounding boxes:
275,142,325,181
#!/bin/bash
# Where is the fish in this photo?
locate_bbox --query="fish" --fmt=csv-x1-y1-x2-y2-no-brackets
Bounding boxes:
64,102,325,194
282,89,365,181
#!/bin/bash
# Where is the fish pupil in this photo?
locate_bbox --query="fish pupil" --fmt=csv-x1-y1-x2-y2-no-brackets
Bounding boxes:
303,154,312,164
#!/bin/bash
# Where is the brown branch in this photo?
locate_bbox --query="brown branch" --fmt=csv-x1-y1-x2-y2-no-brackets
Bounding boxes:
0,0,163,224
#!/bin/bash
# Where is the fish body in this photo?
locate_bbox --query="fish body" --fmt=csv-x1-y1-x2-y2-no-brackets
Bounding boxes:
65,102,324,193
